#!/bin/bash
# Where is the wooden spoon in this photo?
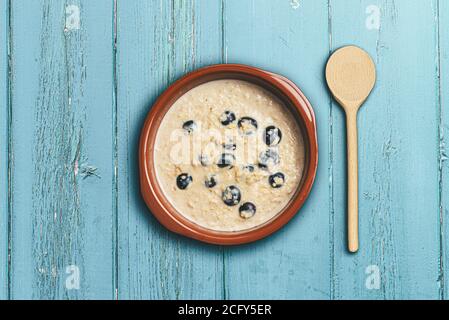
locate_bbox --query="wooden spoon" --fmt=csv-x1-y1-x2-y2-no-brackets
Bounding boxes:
325,46,376,253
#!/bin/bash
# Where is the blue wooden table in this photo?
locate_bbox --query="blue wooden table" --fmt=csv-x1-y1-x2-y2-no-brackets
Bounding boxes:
1,0,448,300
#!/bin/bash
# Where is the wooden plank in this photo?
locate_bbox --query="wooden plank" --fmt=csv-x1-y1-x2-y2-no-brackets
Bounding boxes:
1,0,442,301
116,0,224,299
440,0,449,300
223,0,331,299
9,0,115,299
330,0,440,299
0,0,10,300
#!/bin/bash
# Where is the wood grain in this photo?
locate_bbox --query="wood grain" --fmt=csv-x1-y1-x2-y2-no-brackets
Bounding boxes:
345,110,359,253
326,45,377,253
0,0,447,300
440,0,449,300
8,0,115,299
116,0,224,299
330,0,441,299
222,0,331,299
0,0,10,300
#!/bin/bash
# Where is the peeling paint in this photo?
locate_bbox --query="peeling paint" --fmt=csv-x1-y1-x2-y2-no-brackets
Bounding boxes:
31,0,87,300
382,138,398,158
74,159,79,176
440,138,448,163
79,165,100,180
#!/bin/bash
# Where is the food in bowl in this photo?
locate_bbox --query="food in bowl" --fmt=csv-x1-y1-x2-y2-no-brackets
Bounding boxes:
154,79,305,232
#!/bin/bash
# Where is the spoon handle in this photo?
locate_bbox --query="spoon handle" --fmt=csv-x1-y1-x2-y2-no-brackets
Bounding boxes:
346,110,359,253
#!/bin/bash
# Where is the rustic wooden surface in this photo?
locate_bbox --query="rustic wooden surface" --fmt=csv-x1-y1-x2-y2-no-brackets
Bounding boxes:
0,0,447,300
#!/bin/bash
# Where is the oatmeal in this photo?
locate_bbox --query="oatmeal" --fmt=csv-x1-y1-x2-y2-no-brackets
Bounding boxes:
154,79,305,232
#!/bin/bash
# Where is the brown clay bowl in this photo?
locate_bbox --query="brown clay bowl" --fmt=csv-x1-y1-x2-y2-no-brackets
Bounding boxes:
139,64,318,245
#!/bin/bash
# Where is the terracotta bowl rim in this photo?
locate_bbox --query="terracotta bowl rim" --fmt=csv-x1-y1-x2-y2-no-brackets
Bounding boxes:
139,63,318,245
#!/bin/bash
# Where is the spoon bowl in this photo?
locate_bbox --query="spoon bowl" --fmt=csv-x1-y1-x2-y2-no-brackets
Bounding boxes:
326,46,376,111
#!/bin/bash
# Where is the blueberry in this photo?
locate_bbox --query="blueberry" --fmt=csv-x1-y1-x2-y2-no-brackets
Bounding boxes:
259,148,280,167
239,202,256,219
264,126,282,146
176,173,192,190
269,172,285,188
222,186,241,206
199,154,210,166
205,174,217,188
243,164,255,173
220,111,236,126
238,117,258,135
217,153,235,168
257,163,268,171
182,120,196,134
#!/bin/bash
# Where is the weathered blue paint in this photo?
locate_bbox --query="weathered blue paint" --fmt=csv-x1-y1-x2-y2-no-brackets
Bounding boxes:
1,0,448,300
330,0,440,299
440,0,449,300
0,0,10,301
7,0,115,299
116,0,224,299
222,0,331,300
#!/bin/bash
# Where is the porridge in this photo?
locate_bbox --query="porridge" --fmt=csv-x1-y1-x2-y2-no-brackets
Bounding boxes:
154,79,305,232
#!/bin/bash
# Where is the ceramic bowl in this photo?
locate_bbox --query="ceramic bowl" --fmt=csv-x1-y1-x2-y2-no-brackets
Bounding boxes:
139,64,318,245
